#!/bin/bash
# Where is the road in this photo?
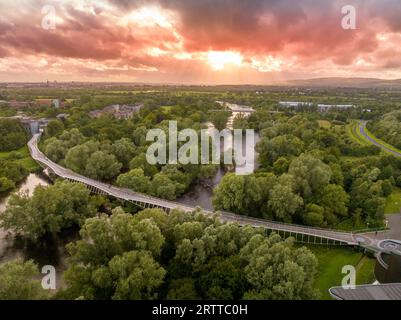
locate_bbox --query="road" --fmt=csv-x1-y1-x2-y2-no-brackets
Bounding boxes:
359,121,401,158
28,133,399,251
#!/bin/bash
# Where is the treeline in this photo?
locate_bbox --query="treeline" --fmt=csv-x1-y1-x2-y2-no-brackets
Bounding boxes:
42,100,221,200
0,184,319,300
0,159,28,194
0,119,28,152
0,119,30,194
368,111,401,150
213,114,401,228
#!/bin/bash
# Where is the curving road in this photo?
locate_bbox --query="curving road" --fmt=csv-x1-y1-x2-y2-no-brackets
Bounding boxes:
27,133,390,249
359,121,401,158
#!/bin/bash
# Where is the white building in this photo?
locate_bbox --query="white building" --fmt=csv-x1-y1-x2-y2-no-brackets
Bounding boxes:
317,104,354,112
279,101,313,108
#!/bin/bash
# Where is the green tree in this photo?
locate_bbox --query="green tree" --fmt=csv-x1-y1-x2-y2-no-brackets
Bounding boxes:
212,174,246,213
59,128,85,149
44,137,68,162
150,173,178,200
268,183,304,222
381,179,394,197
63,211,165,299
198,256,246,300
288,154,331,198
129,153,159,177
0,177,15,193
241,235,318,300
0,181,97,240
111,138,136,169
0,159,28,183
166,278,200,300
304,204,325,227
273,157,290,175
132,126,148,146
116,169,151,193
210,111,230,131
213,173,275,216
0,259,47,300
109,251,165,300
45,120,65,138
0,119,28,152
85,151,122,181
257,134,304,165
65,140,100,174
318,184,349,222
61,208,319,300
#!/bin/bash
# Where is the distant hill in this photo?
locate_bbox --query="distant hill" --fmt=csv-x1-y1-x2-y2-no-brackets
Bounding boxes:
279,77,401,88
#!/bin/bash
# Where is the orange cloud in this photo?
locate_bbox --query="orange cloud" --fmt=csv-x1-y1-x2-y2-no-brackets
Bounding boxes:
0,0,401,83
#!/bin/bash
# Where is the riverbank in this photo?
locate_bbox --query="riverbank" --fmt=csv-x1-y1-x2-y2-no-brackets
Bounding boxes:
0,174,71,288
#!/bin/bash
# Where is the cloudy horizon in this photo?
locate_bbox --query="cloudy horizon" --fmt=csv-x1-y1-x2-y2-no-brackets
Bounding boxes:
1,0,401,84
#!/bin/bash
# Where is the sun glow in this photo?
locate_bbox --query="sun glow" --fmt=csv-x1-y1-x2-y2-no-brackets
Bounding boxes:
207,51,243,70
122,6,175,29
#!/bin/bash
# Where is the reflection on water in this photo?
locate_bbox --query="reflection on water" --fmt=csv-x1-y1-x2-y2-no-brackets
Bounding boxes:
177,166,225,211
0,174,48,263
0,173,48,212
177,103,259,210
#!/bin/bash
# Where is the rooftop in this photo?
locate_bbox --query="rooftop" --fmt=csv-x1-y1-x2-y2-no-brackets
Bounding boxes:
329,283,401,300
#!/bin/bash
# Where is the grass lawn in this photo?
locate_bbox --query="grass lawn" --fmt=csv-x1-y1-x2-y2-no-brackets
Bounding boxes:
303,245,376,300
0,146,41,172
363,125,401,156
318,120,331,128
160,106,173,113
347,121,369,145
384,188,401,214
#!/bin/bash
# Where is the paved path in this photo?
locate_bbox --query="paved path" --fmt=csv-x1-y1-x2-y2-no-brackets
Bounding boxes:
28,133,399,251
359,121,401,158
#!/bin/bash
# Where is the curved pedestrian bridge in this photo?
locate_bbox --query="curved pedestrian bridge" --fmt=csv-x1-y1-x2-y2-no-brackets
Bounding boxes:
27,134,399,253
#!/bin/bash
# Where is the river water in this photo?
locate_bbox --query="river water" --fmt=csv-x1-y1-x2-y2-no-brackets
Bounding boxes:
177,104,260,210
0,174,70,288
0,102,258,287
0,174,49,260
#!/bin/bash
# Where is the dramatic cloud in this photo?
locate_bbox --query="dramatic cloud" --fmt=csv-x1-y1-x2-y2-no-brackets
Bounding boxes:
0,0,401,83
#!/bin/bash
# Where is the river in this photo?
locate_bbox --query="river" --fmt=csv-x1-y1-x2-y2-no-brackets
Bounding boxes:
0,102,258,284
177,103,260,210
0,174,70,288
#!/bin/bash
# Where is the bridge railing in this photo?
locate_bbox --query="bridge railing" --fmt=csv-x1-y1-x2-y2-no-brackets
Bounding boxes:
28,134,356,244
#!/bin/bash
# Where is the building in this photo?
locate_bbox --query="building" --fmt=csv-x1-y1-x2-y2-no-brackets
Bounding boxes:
52,99,60,108
278,101,314,108
329,284,401,300
89,104,143,120
7,100,32,109
279,101,355,112
35,99,65,108
19,117,50,134
35,99,53,107
317,104,354,112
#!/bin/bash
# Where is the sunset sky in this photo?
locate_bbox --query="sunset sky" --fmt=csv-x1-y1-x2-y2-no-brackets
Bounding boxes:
1,0,401,83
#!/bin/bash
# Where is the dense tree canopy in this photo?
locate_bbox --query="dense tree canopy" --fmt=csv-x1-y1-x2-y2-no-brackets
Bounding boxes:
61,208,319,300
0,119,28,152
0,181,99,240
0,259,47,300
368,111,401,150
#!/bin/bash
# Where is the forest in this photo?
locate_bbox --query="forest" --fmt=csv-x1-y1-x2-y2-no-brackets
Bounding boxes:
1,85,401,300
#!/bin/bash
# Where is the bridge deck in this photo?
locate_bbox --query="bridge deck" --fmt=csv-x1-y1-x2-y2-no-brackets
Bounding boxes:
28,134,371,247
